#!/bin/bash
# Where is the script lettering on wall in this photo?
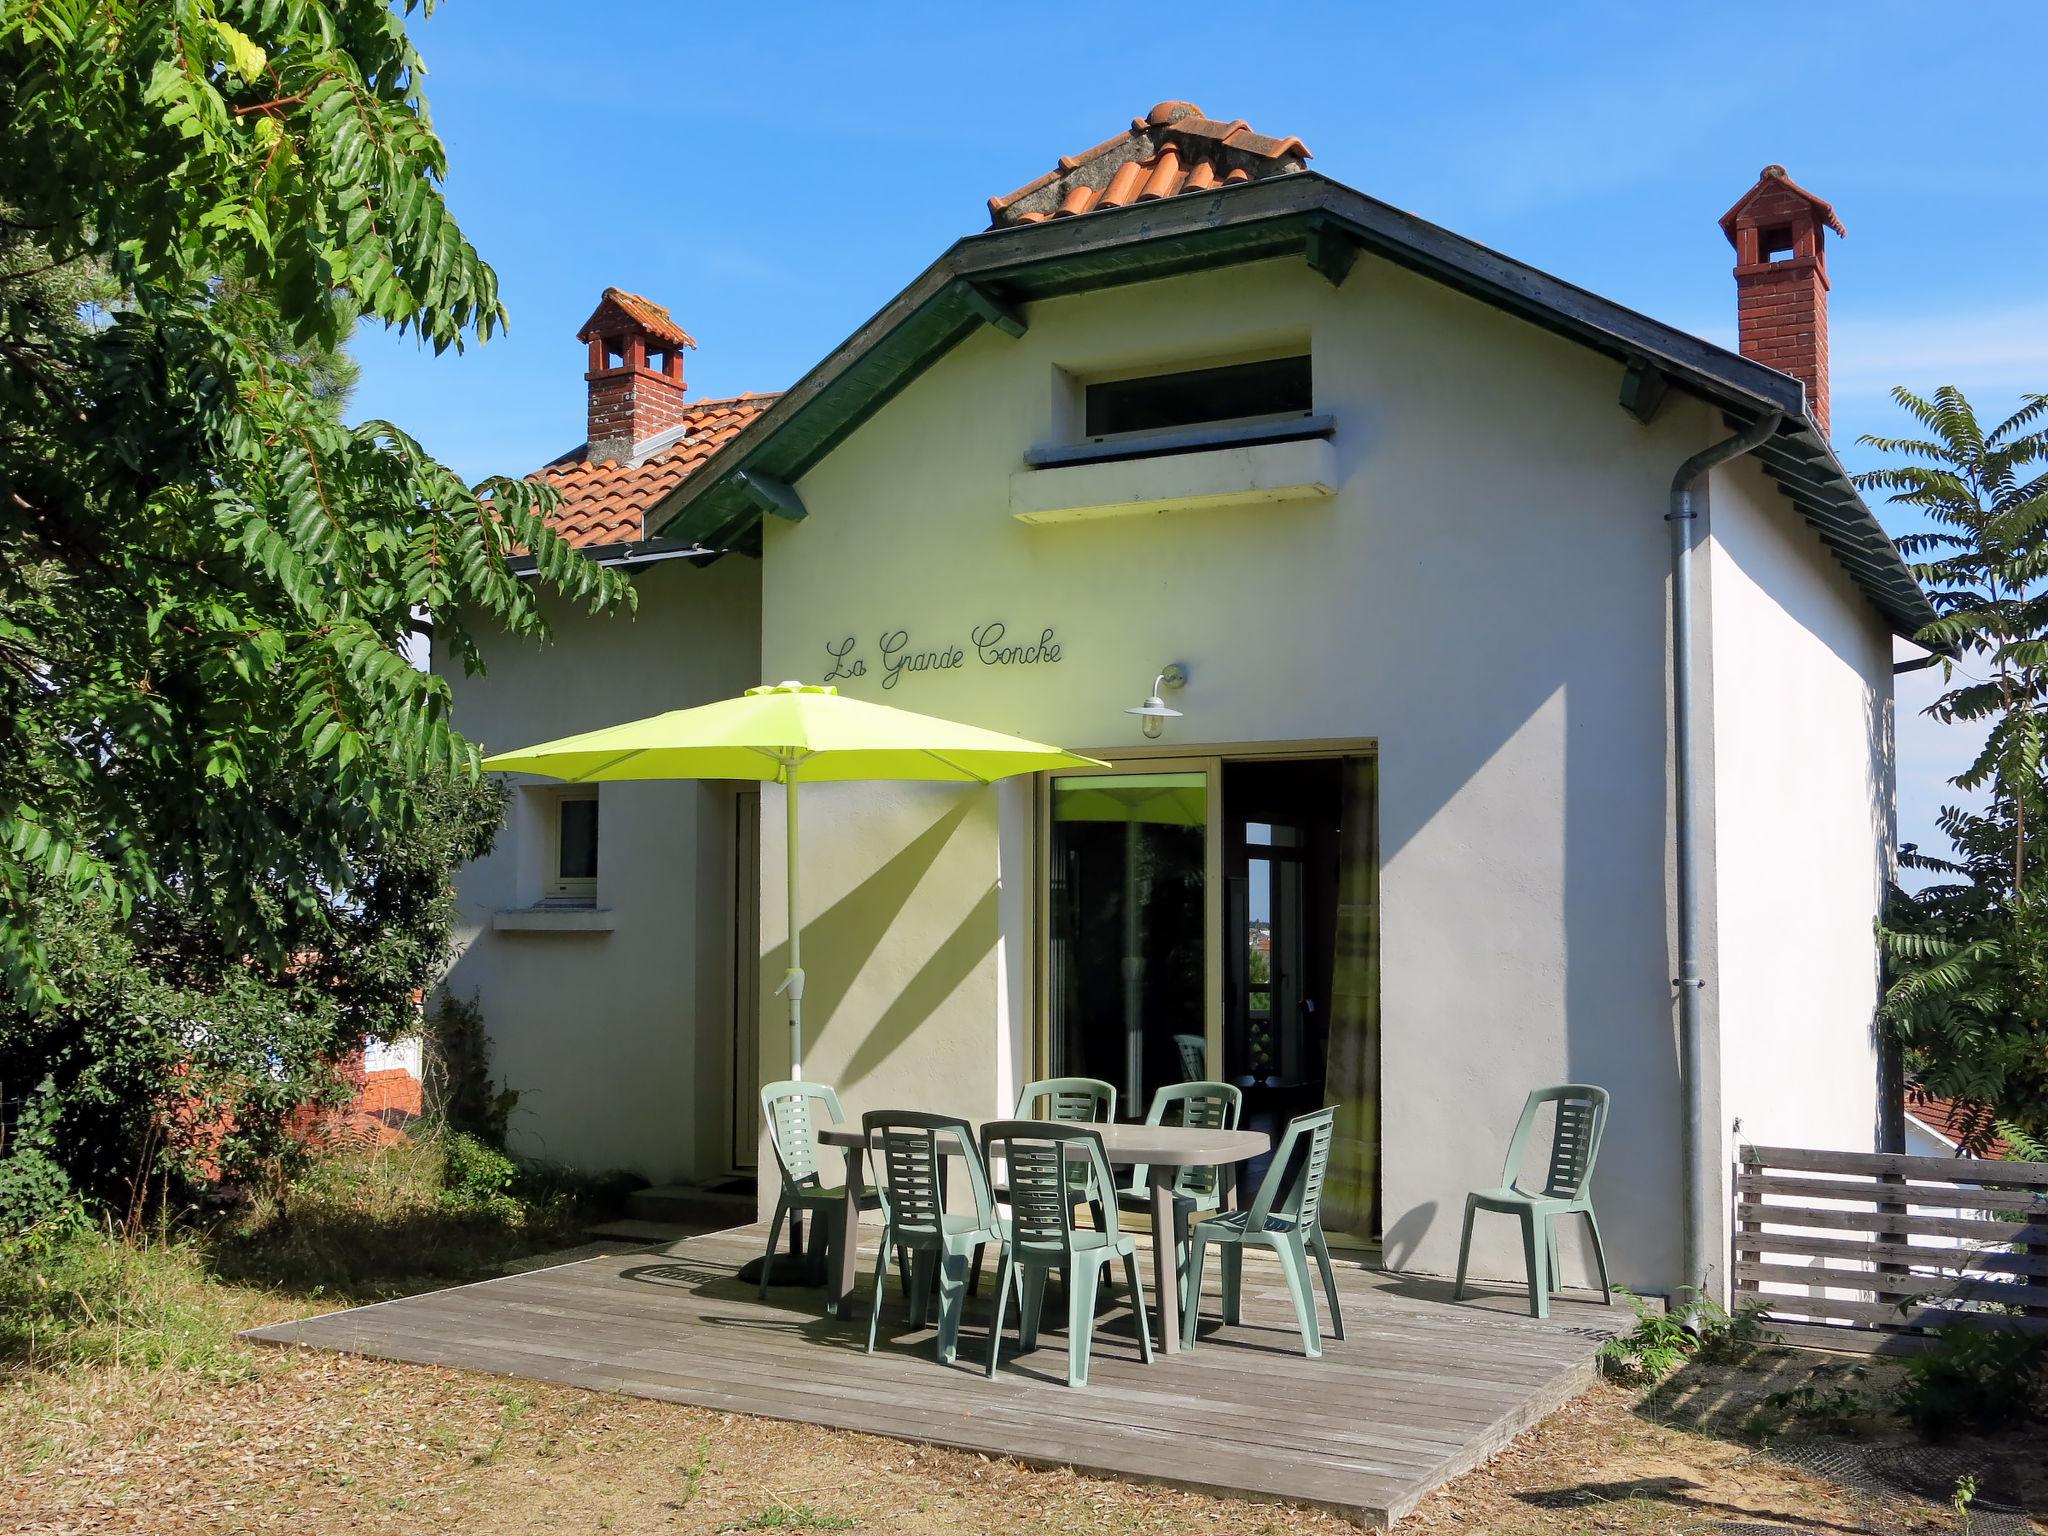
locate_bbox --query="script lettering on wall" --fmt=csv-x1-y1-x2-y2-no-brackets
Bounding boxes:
823,622,1064,690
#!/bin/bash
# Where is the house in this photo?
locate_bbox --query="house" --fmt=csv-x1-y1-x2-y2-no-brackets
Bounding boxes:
439,105,1934,1304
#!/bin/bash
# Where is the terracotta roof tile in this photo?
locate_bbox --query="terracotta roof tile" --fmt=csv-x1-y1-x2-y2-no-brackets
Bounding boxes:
987,101,1310,228
532,393,776,548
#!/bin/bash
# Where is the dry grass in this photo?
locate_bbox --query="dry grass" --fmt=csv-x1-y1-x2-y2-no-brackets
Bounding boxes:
4,1144,2043,1534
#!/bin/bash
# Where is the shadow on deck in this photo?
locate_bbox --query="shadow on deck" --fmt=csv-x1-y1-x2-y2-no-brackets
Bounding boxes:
244,1220,1630,1527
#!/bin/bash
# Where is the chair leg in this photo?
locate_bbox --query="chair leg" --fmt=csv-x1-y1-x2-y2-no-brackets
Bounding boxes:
1520,1210,1550,1320
985,1250,1013,1379
760,1196,789,1299
1276,1233,1322,1359
1180,1232,1210,1350
1066,1263,1099,1387
1124,1251,1154,1364
865,1235,891,1354
1453,1195,1477,1301
1018,1265,1047,1351
1547,1213,1561,1296
907,1249,933,1328
1309,1227,1345,1342
1581,1208,1613,1305
935,1251,968,1365
896,1246,911,1297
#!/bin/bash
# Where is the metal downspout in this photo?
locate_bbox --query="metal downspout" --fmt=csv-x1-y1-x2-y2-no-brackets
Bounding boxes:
1668,409,1784,1311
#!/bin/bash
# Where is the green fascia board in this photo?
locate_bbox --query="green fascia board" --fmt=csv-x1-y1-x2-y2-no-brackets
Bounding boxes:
648,172,1935,640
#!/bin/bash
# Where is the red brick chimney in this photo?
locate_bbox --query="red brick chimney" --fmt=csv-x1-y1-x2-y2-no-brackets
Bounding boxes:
1720,166,1845,434
576,288,695,462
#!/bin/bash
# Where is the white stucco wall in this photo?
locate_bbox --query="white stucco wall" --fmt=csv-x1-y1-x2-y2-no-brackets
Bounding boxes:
756,253,1731,1289
1704,450,1894,1293
440,556,761,1179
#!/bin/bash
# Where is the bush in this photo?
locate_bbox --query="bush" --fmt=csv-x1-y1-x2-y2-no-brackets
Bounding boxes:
0,1077,80,1240
439,1131,521,1220
0,771,506,1215
1893,1324,2048,1440
1599,1287,1764,1383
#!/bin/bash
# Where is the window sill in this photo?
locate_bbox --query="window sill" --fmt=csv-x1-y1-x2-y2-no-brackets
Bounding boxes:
492,907,617,934
1010,435,1338,525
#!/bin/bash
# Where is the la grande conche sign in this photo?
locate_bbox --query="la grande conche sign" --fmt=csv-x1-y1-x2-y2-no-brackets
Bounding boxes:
824,622,1063,691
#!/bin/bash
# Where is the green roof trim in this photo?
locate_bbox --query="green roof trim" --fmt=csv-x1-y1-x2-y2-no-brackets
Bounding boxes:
648,171,1935,639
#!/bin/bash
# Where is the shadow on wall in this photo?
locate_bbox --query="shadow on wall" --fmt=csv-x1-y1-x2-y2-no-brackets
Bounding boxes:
762,792,999,1093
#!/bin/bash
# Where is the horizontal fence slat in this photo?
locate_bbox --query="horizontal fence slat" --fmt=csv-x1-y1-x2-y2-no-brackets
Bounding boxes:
1748,1291,2048,1334
1736,1171,2048,1217
1735,1199,2048,1246
1731,1229,2048,1277
1733,1260,2048,1309
1753,1319,1946,1358
1741,1144,2048,1188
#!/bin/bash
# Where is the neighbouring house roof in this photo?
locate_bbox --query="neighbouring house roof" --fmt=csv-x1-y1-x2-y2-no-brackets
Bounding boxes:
642,110,1935,642
988,101,1310,227
534,393,777,550
1906,1093,2011,1159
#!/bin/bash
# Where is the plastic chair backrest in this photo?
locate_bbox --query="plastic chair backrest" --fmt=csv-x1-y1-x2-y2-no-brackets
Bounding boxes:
980,1120,1119,1255
1014,1076,1116,1124
1137,1081,1242,1198
1247,1106,1337,1230
1174,1034,1207,1081
861,1110,990,1239
1498,1083,1609,1201
761,1079,841,1191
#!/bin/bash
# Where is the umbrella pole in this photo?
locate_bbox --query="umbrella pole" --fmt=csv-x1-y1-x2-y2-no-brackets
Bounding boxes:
784,766,804,1079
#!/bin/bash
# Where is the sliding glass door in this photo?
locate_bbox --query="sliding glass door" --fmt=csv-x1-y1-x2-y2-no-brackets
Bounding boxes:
1043,765,1220,1119
1038,750,1377,1244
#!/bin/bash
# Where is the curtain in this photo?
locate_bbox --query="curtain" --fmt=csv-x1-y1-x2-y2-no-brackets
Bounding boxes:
1322,755,1381,1239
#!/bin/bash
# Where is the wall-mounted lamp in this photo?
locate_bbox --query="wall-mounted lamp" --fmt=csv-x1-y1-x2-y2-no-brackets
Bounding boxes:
1125,663,1188,739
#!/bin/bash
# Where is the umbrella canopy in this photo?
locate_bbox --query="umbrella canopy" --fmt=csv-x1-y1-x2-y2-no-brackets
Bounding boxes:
483,682,1105,1078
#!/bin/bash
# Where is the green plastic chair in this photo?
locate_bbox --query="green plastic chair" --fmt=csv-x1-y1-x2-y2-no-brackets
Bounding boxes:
758,1080,904,1306
970,1076,1116,1297
980,1120,1153,1387
860,1112,1003,1366
1454,1083,1612,1320
1179,1106,1345,1358
1173,1033,1207,1081
1116,1081,1243,1312
1014,1076,1116,1123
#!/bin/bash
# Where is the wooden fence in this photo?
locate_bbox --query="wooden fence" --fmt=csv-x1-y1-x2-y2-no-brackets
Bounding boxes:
1734,1143,2048,1355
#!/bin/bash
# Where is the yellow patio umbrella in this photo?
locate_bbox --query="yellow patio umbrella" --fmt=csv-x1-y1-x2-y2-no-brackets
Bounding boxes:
483,682,1106,1080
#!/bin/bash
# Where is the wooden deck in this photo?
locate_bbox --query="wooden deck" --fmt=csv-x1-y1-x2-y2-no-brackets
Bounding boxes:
245,1221,1630,1528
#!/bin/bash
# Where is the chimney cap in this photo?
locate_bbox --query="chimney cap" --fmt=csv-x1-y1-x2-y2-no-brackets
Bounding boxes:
1718,165,1846,244
576,287,697,350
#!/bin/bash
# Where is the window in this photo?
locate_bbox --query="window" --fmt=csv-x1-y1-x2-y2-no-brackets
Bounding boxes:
544,788,599,904
1083,355,1312,438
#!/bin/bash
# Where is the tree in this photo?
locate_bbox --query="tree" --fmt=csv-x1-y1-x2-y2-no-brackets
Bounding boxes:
0,2,631,1012
1861,386,2048,1147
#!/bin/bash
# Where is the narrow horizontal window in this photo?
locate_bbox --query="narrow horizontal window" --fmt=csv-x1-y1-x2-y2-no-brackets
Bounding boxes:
1084,355,1312,438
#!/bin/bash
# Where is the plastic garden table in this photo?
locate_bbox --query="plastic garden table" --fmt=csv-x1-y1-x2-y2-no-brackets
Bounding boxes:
819,1119,1270,1355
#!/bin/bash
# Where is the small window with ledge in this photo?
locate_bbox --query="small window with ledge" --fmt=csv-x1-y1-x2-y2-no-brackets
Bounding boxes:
1083,354,1313,439
543,787,599,905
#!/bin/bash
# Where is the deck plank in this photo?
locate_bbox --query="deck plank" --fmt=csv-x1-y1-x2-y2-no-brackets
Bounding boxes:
245,1220,1626,1528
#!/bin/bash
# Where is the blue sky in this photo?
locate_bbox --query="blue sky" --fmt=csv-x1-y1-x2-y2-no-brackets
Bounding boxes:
353,1,2048,860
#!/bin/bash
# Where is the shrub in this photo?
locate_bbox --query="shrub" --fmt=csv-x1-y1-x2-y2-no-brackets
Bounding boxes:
0,1077,80,1240
1599,1287,1764,1383
1893,1324,2048,1440
439,1131,522,1221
